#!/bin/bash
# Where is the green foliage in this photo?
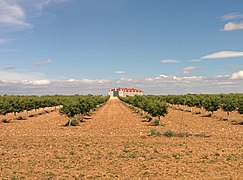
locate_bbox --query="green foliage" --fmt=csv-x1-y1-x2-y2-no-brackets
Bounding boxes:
148,93,243,116
61,103,81,118
221,98,236,120
119,95,168,118
162,130,194,138
120,93,243,118
0,93,242,121
0,95,109,120
151,119,160,126
163,130,175,137
60,95,109,118
221,98,236,113
150,118,165,126
65,115,82,126
0,95,61,115
60,96,108,126
148,101,168,117
238,100,243,114
150,129,161,136
202,97,220,114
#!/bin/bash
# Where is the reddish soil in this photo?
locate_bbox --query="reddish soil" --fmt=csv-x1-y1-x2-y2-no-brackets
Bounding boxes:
0,98,242,179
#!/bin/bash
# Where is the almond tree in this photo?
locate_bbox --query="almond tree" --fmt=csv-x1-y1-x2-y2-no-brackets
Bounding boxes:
238,100,243,115
202,97,220,116
221,98,236,121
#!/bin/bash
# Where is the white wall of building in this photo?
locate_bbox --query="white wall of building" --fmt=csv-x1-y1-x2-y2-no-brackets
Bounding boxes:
108,88,144,97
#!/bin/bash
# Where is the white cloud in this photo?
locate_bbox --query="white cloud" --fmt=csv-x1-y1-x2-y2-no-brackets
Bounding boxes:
115,77,133,84
223,21,243,31
35,0,69,11
216,75,230,78
22,80,50,85
159,74,168,78
0,70,46,81
144,74,204,82
0,0,70,29
96,79,110,84
190,59,201,62
201,51,243,59
183,66,195,71
183,71,189,74
80,79,98,84
222,12,243,21
36,0,50,11
180,66,202,75
119,77,133,82
36,59,52,66
220,12,243,31
144,77,154,81
115,70,125,74
160,59,180,63
181,76,204,80
0,0,30,27
66,78,76,82
66,78,110,84
231,70,243,79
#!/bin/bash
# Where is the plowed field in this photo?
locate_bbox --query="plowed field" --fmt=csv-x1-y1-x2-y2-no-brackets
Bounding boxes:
0,97,242,179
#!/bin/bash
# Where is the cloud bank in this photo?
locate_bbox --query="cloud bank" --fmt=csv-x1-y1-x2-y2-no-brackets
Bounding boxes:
0,71,242,95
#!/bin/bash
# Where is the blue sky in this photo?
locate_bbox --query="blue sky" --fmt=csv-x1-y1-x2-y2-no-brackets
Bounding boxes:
0,0,243,95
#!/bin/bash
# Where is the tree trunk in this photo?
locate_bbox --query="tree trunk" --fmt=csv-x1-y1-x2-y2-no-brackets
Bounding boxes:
13,112,17,119
201,107,204,116
227,112,230,121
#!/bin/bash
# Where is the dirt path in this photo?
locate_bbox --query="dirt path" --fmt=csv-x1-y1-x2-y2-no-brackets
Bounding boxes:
0,97,242,179
80,97,148,137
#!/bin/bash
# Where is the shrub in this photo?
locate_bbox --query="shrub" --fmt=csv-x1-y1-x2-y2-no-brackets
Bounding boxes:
65,114,84,126
150,119,160,126
162,130,210,138
237,101,243,114
163,130,175,137
150,129,161,136
202,97,219,115
221,98,236,120
150,118,165,126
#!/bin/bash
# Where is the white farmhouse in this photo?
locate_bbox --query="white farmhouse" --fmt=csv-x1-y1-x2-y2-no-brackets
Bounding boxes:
108,88,144,97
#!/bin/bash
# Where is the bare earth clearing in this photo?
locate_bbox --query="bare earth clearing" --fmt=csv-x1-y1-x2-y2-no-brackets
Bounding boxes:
0,98,242,179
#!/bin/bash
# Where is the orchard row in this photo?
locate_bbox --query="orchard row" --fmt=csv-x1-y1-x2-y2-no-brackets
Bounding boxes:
119,93,243,119
0,95,109,118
